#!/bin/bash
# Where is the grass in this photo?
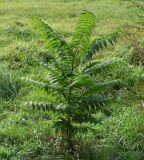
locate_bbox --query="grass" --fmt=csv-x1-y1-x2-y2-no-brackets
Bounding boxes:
0,0,144,159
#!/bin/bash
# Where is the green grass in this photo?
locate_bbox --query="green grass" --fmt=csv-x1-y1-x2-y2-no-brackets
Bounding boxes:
0,0,144,159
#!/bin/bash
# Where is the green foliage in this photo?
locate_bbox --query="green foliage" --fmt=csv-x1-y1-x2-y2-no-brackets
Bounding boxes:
33,17,68,55
70,11,96,56
85,30,121,61
23,11,121,150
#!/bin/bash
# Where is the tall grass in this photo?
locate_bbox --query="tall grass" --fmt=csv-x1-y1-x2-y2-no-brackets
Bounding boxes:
0,63,21,99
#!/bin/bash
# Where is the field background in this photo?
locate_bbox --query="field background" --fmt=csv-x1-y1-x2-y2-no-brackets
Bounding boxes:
0,0,144,159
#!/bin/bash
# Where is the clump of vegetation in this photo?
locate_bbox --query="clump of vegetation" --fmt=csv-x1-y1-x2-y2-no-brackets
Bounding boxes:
131,41,144,65
130,0,144,10
101,106,144,160
0,63,21,100
23,11,121,152
0,44,38,71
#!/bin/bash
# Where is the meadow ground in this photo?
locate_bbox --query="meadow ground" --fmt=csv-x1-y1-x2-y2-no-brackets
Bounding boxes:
0,0,144,159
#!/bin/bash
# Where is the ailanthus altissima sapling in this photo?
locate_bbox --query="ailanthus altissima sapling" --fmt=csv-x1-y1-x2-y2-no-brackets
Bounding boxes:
23,11,122,150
